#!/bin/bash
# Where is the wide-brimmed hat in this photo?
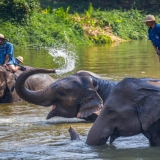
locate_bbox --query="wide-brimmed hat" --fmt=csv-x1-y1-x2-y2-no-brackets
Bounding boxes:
0,34,7,40
142,15,156,22
16,56,24,63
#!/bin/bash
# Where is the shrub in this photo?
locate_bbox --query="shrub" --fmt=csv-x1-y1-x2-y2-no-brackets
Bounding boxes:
93,9,147,40
0,0,40,22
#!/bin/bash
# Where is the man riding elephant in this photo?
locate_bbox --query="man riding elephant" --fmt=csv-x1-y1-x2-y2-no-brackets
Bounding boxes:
0,34,26,73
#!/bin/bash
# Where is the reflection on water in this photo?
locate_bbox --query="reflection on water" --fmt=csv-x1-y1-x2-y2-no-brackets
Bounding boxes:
75,40,160,81
1,40,160,159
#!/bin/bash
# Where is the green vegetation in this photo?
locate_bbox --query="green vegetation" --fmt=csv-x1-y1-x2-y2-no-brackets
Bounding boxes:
93,9,147,40
39,0,160,14
0,0,159,47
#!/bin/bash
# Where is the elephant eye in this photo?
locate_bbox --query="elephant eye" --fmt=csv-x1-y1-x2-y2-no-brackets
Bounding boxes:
57,90,66,97
107,109,116,115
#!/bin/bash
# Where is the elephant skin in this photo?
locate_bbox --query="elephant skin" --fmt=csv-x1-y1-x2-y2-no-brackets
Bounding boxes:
68,126,80,140
86,78,160,146
0,66,55,103
15,68,118,121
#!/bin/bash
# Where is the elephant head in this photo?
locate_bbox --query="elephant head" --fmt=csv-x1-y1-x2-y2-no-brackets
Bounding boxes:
86,78,160,146
15,68,103,121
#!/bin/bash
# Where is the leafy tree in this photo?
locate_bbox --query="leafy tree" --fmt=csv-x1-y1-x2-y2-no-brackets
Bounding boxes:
0,0,40,22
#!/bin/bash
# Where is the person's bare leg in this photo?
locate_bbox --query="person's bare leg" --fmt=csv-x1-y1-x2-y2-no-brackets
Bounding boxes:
7,64,20,73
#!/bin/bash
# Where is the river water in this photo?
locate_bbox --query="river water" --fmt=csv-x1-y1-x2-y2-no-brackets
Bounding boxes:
0,40,160,159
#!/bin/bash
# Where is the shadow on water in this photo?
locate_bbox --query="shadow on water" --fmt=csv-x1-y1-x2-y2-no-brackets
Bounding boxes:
1,40,160,159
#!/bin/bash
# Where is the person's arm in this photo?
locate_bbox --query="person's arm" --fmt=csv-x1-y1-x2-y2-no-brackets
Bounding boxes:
151,42,160,62
157,49,160,55
3,55,9,67
3,42,14,67
152,42,158,52
155,25,160,54
151,42,160,54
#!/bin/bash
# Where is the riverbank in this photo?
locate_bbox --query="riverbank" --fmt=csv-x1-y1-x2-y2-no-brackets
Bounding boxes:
0,2,157,47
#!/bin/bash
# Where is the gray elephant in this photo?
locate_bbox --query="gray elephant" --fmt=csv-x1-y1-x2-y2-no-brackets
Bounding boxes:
86,77,160,146
0,66,55,103
15,68,118,121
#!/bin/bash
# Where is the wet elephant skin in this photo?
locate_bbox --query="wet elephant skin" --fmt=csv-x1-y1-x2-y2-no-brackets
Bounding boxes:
15,68,118,121
86,78,160,146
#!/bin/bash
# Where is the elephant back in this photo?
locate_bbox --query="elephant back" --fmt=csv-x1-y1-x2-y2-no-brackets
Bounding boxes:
25,73,55,91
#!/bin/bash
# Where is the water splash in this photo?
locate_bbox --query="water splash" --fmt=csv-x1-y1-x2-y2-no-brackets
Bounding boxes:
48,48,77,75
46,117,85,124
0,118,16,124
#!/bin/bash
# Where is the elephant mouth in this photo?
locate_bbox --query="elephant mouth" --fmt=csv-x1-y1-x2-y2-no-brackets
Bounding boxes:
95,134,117,145
94,129,118,145
99,136,109,145
46,103,102,121
46,105,56,119
109,128,119,143
76,106,101,120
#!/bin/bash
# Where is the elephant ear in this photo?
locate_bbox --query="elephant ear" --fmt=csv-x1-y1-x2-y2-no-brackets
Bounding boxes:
77,88,103,119
5,71,16,92
136,88,160,131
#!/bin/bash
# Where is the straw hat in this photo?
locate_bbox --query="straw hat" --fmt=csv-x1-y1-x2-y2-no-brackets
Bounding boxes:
16,56,24,63
142,15,156,22
0,34,7,40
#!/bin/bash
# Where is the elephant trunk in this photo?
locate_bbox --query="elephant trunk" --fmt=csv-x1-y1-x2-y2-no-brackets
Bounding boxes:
68,126,80,140
86,116,111,145
15,68,56,106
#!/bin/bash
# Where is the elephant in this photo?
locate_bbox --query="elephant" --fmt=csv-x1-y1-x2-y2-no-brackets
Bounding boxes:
86,77,160,146
0,66,55,103
15,68,118,121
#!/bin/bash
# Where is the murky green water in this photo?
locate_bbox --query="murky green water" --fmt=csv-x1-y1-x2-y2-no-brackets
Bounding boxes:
0,40,160,159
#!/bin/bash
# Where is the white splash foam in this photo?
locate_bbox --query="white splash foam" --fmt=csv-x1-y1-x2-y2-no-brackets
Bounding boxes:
48,48,77,75
46,117,85,124
0,118,16,124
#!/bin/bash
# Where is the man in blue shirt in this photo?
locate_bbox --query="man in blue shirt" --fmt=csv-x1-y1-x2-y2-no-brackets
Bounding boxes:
143,15,160,60
0,34,25,72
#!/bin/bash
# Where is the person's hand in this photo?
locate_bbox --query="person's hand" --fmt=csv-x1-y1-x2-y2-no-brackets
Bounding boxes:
3,63,7,68
3,64,10,70
157,49,160,55
157,50,160,62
